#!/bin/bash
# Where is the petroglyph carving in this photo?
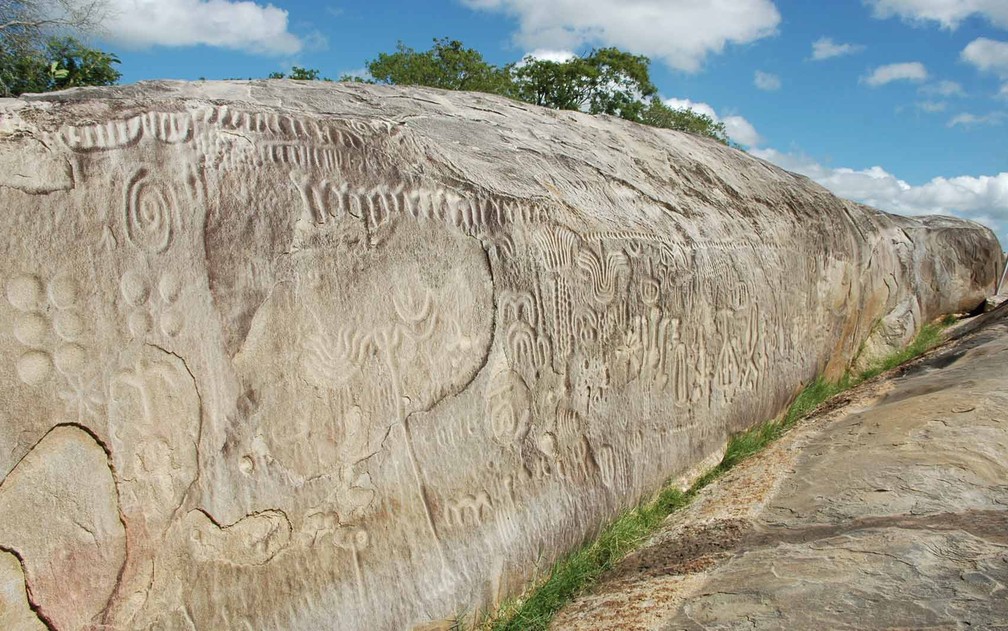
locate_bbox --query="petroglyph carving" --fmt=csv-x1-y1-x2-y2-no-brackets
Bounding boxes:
124,168,177,254
5,273,90,386
108,348,199,524
486,369,533,445
59,111,193,151
506,320,551,381
445,491,493,527
0,83,1000,631
120,269,185,338
141,112,193,144
639,275,661,306
537,226,580,269
595,444,621,489
499,289,539,328
60,117,143,152
577,246,629,305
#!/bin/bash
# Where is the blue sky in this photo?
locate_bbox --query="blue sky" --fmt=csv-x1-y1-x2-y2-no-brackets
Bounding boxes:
92,0,1008,248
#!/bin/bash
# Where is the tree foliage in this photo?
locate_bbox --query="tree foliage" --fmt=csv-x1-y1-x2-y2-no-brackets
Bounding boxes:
361,37,730,145
1,0,108,51
268,66,327,81
0,1,119,96
1,36,119,96
641,98,728,145
514,48,657,121
367,38,513,96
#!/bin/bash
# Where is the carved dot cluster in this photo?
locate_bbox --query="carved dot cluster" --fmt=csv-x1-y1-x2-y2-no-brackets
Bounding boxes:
5,274,87,385
120,270,184,339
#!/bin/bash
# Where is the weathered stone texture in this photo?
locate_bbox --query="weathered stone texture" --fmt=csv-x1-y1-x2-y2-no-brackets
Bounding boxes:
0,81,1001,630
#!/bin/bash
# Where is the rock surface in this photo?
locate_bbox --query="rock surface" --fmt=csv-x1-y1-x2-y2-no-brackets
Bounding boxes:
0,81,1001,630
554,304,1008,630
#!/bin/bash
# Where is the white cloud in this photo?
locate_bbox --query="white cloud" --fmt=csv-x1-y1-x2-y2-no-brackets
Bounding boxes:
722,116,761,147
919,79,965,96
754,70,781,91
916,100,947,112
868,0,1008,29
863,62,928,86
663,97,718,120
520,49,578,64
948,112,1005,127
810,37,864,60
962,38,1008,77
662,97,762,146
302,29,329,52
752,147,1008,246
101,0,303,55
459,0,781,72
1000,83,1008,98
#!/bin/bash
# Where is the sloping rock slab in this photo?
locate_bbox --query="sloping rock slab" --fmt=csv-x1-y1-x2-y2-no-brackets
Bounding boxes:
0,81,1002,630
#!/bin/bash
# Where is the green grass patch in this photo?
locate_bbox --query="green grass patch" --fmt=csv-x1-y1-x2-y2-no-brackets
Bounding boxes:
482,319,951,631
484,484,689,631
856,323,944,382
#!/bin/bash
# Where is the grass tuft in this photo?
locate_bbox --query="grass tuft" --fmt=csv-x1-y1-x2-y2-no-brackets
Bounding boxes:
482,319,951,631
486,485,689,631
856,323,943,382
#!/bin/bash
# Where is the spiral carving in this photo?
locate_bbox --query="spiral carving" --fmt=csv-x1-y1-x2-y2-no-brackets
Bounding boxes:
125,168,175,253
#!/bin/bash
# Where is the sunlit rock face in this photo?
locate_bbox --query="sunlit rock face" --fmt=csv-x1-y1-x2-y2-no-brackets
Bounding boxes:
0,81,1001,630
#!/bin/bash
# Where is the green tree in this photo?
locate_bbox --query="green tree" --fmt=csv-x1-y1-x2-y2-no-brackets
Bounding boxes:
361,37,731,146
0,36,119,96
0,0,108,54
288,66,321,80
366,38,514,96
511,57,588,110
641,98,729,145
337,73,374,83
0,0,117,96
514,48,657,121
44,36,120,88
268,66,328,80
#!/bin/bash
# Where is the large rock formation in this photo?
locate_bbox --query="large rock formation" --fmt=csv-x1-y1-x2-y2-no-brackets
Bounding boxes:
0,81,1001,630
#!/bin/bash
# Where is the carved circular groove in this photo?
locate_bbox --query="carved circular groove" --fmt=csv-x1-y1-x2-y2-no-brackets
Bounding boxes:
53,310,84,341
6,275,44,312
54,343,87,375
128,310,152,338
239,456,255,476
158,273,181,303
16,351,52,385
160,310,183,337
125,169,175,254
13,312,49,346
640,278,660,306
487,369,532,445
120,270,149,307
47,276,78,309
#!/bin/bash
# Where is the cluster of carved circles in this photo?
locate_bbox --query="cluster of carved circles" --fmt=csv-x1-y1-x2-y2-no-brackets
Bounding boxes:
120,269,184,338
6,274,87,386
